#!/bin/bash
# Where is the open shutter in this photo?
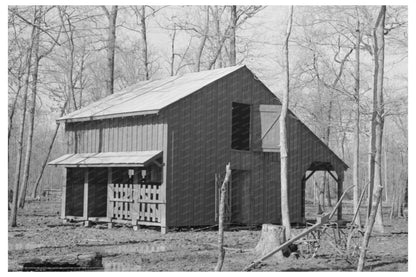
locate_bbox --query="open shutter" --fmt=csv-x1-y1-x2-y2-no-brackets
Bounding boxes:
252,104,281,152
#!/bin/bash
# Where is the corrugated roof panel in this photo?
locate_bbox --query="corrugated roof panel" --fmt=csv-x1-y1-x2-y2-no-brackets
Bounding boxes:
59,65,245,122
48,151,162,167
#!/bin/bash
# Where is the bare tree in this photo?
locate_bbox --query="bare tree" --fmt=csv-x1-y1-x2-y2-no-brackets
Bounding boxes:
353,7,362,227
31,101,68,198
372,4,386,233
357,6,387,270
229,5,237,66
10,7,38,226
101,5,118,95
17,14,41,208
280,5,293,240
195,6,210,72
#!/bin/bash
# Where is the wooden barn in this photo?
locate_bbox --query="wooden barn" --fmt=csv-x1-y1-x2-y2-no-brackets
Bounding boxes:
49,65,348,234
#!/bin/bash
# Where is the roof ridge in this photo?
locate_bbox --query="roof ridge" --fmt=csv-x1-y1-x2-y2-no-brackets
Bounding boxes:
58,65,245,122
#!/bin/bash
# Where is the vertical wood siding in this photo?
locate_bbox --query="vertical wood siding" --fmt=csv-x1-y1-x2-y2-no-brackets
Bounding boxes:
63,66,346,228
65,115,167,153
163,67,346,227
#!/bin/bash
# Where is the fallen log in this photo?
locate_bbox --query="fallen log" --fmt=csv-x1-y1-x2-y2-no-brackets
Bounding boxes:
20,252,103,271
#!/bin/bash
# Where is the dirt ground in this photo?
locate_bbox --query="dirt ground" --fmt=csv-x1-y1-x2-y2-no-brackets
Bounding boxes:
8,200,408,272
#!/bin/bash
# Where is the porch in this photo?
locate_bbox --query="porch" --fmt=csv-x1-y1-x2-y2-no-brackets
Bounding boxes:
49,151,167,233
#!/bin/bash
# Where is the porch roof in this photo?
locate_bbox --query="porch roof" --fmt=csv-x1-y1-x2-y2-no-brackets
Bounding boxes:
48,151,162,167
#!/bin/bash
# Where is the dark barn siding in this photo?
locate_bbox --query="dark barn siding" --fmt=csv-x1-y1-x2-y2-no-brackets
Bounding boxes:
62,66,346,228
162,67,346,227
65,115,167,154
163,67,283,227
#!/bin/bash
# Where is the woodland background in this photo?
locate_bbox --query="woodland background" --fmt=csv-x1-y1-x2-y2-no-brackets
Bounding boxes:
7,5,407,217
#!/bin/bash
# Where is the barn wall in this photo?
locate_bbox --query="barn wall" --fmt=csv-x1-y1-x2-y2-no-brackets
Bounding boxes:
65,115,167,153
287,113,347,221
163,67,286,227
62,67,347,228
162,67,347,227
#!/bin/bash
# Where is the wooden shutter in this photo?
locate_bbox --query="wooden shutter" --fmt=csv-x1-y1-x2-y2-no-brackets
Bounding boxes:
252,104,281,152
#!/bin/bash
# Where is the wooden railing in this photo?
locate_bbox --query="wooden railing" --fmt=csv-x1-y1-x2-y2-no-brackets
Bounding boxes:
108,182,163,225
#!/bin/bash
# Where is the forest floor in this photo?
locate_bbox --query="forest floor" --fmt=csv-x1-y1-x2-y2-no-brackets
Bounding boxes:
8,200,408,272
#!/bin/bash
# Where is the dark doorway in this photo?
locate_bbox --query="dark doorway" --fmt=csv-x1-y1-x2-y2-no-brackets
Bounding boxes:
66,168,85,216
88,168,108,217
231,170,251,224
231,102,251,151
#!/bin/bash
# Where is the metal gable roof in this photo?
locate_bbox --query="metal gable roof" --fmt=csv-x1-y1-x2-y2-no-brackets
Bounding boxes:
58,65,245,123
48,151,162,167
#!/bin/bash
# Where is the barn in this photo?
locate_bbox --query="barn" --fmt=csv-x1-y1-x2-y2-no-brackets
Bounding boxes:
49,65,348,234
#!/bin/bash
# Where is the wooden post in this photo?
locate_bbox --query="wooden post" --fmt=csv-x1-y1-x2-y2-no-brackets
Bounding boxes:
337,171,344,221
301,176,306,222
83,168,89,226
215,163,231,272
61,168,67,220
160,123,168,234
107,168,113,228
132,167,139,231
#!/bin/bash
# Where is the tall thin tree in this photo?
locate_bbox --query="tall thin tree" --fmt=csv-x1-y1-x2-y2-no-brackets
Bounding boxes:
357,5,386,270
10,7,38,226
101,5,118,95
195,6,210,72
372,3,386,233
229,5,237,66
280,5,293,240
352,7,362,227
17,11,41,208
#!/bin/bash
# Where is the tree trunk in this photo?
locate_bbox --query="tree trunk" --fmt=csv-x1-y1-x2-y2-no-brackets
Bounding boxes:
324,173,332,207
357,184,383,271
20,252,102,271
101,5,118,95
31,101,68,198
353,9,362,227
195,6,209,72
58,7,78,111
255,224,287,262
140,6,149,80
317,180,325,214
170,24,176,76
280,5,293,240
10,8,37,227
357,7,387,269
229,5,237,66
18,14,41,208
8,74,24,144
372,5,386,233
215,163,231,272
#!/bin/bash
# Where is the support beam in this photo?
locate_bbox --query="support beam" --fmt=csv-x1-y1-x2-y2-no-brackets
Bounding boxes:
83,169,89,222
326,169,339,182
337,171,344,221
131,168,139,229
161,226,168,234
160,123,168,234
304,170,317,182
301,176,306,221
60,168,67,219
107,168,113,219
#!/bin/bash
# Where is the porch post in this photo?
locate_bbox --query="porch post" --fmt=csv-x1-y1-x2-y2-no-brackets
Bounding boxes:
61,167,67,221
337,171,344,221
132,168,140,231
160,124,168,234
301,175,306,223
107,168,113,229
83,168,90,226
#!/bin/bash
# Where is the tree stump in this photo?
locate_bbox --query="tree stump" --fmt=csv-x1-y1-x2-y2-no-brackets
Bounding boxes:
254,224,287,262
20,252,103,271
